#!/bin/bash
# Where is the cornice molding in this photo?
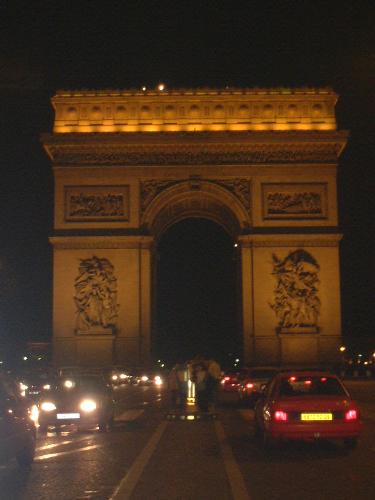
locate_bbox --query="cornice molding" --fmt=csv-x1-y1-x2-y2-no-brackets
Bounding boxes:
49,235,154,249
43,131,348,165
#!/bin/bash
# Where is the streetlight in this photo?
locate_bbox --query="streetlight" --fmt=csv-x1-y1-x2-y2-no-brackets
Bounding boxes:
339,346,346,353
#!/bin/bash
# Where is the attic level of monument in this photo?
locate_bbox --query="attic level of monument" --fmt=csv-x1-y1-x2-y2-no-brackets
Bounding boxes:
51,87,338,133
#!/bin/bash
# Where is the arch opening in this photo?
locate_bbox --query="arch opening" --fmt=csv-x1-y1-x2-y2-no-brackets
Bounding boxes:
153,218,241,367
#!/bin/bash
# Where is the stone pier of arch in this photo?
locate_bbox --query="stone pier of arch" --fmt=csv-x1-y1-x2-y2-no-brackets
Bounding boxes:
43,87,348,368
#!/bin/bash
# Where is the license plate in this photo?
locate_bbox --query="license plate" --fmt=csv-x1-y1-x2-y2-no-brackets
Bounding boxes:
301,413,332,421
56,413,80,420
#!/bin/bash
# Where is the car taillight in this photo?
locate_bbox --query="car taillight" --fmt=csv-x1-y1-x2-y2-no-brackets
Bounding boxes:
345,409,358,421
224,376,230,381
246,383,254,389
274,410,288,422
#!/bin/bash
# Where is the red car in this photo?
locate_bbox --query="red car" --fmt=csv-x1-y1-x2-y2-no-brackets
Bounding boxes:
254,371,362,449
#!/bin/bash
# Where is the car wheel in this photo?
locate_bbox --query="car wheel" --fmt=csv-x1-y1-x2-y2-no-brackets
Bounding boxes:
98,419,108,432
16,435,36,467
343,437,358,450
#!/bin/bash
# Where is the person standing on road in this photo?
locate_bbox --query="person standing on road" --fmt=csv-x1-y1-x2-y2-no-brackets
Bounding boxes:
206,357,222,411
169,361,189,410
191,357,209,412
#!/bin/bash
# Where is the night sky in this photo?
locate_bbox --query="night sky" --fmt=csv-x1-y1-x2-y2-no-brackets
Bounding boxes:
0,1,373,361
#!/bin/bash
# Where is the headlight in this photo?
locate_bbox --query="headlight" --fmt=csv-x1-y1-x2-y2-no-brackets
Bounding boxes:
154,375,163,386
141,375,149,382
64,379,74,388
119,373,127,380
43,384,51,390
41,401,56,412
112,375,118,381
80,399,97,412
29,404,39,422
20,382,28,392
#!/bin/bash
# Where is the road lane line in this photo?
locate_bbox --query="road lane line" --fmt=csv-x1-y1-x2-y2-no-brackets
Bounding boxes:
110,420,168,499
214,420,251,500
35,444,102,460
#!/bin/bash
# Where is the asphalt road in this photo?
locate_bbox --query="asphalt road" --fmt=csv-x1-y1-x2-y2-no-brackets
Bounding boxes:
1,381,375,500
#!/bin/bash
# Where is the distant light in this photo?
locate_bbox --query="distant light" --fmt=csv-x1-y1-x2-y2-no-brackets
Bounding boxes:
358,354,363,357
339,346,346,352
64,379,74,388
0,361,3,364
373,352,375,358
234,243,238,248
235,358,240,363
142,86,147,91
161,363,165,368
23,356,28,361
158,83,165,91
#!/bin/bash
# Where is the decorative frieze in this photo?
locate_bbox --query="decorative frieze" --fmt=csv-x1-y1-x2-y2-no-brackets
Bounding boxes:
65,185,129,222
45,141,345,165
262,183,327,219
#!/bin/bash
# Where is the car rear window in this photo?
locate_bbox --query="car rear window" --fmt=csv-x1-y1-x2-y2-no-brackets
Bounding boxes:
279,376,346,396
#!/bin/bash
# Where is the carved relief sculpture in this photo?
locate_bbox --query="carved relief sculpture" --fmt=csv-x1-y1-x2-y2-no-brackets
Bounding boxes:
270,249,320,330
262,183,327,219
74,256,119,332
65,186,129,221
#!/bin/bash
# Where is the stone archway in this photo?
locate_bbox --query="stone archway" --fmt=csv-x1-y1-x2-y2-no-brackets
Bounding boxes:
154,217,240,365
45,87,347,368
142,179,251,239
142,180,249,364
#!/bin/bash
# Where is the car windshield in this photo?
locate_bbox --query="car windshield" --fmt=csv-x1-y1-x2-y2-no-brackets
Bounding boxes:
279,376,347,397
52,376,109,393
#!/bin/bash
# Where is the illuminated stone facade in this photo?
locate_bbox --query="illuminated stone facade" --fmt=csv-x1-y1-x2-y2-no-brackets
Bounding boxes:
43,88,348,367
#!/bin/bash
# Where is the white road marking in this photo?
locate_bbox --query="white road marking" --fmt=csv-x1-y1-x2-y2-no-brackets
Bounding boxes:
109,420,168,499
36,435,93,451
214,420,251,500
35,444,102,461
115,409,144,422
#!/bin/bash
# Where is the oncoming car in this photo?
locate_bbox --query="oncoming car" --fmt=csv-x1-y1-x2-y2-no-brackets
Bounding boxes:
0,373,37,467
254,371,362,449
38,375,115,433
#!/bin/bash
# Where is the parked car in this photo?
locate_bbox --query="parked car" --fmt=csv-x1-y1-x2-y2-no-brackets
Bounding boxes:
0,373,37,467
38,374,115,432
254,371,362,449
238,367,279,406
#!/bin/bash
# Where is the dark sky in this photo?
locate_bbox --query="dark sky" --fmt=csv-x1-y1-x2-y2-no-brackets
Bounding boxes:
0,1,374,358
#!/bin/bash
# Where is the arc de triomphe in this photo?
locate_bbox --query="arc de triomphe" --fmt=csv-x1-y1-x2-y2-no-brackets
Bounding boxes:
42,88,347,368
